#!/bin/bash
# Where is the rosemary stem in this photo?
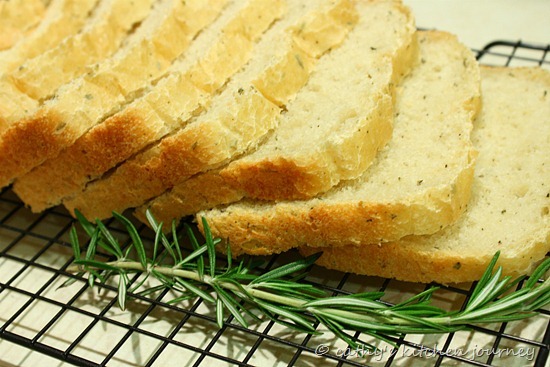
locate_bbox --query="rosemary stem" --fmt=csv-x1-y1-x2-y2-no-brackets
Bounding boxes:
67,261,307,308
66,258,550,331
63,210,550,349
67,261,430,326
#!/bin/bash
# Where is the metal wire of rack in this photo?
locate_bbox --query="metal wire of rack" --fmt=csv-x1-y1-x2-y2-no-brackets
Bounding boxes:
1,40,549,367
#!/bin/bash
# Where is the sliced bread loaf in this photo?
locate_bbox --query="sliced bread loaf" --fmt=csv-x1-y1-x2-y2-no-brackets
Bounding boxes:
136,0,418,224
196,31,481,257
0,0,228,188
0,0,155,127
300,66,550,283
0,0,47,50
14,0,285,212
63,0,360,219
0,0,99,74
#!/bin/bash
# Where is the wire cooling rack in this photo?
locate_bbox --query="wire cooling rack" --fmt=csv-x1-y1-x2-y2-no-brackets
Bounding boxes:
1,40,549,367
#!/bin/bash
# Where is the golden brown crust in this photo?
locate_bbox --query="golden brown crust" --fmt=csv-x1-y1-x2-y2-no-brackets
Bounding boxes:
220,157,325,200
0,110,69,188
13,111,154,211
198,158,475,258
298,242,493,284
135,170,246,226
299,229,550,284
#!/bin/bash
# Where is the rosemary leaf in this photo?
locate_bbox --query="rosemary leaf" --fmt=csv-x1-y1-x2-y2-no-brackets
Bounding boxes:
167,294,198,304
250,253,320,285
213,284,248,328
85,228,100,261
147,209,177,262
152,221,163,262
172,221,183,264
216,297,224,329
201,217,216,278
95,219,123,259
118,272,128,310
57,274,83,290
525,257,550,288
74,209,96,237
175,278,215,304
134,284,167,298
255,298,316,332
113,212,147,268
179,243,208,268
186,223,204,279
316,313,370,350
391,287,439,310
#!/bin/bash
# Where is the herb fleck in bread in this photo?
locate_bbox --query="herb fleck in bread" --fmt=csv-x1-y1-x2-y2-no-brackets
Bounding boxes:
63,0,359,219
14,0,285,212
0,0,227,188
300,66,550,284
196,31,481,257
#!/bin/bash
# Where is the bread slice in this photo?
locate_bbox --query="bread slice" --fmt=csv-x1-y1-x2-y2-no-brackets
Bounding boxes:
0,0,156,128
0,0,228,188
136,0,418,224
300,66,550,284
0,0,47,50
63,0,360,219
0,0,99,74
196,31,481,257
14,0,286,212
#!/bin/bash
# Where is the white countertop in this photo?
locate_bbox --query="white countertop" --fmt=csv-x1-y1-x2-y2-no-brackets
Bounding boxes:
404,0,550,50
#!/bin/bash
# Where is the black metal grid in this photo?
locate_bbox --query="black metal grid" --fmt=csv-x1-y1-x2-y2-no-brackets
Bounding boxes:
1,40,549,367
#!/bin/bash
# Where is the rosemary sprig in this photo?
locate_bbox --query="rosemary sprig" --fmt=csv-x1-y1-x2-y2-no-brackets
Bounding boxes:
65,210,550,350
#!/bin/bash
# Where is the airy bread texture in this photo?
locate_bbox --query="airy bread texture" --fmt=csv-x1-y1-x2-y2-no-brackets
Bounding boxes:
0,0,47,50
0,0,227,188
14,0,285,212
0,0,99,75
197,31,481,257
300,66,550,284
0,0,155,127
137,0,418,224
63,0,359,219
